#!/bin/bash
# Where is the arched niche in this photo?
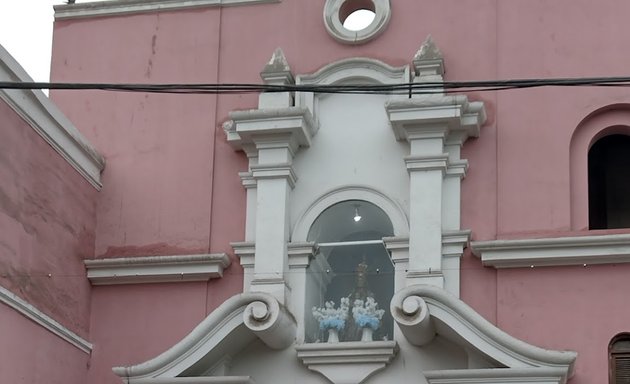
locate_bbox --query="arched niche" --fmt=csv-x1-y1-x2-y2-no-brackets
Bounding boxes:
569,104,630,230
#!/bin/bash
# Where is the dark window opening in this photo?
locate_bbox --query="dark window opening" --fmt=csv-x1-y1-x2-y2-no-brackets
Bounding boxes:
588,134,630,229
610,333,630,384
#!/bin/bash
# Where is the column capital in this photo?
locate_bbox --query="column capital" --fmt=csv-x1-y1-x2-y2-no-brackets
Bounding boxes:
225,107,317,153
250,163,297,189
386,95,485,146
405,154,449,173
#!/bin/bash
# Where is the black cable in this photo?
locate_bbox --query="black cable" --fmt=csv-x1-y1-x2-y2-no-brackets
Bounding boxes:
3,76,630,95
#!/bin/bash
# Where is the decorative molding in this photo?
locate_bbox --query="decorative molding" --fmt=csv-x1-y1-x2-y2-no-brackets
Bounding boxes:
405,154,449,173
323,0,391,45
423,367,567,384
84,254,231,285
390,285,577,383
471,233,630,268
0,285,92,354
113,292,295,381
291,185,410,241
115,378,255,384
297,57,408,87
54,0,280,20
386,95,485,144
249,163,297,189
442,230,471,258
0,45,104,190
225,107,317,152
287,242,316,269
296,341,398,384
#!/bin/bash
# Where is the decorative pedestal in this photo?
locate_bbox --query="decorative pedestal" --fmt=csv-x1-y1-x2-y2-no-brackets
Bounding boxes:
296,341,398,384
361,328,373,342
327,329,339,343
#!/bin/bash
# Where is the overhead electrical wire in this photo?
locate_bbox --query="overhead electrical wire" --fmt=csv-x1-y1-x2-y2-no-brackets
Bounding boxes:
3,76,630,95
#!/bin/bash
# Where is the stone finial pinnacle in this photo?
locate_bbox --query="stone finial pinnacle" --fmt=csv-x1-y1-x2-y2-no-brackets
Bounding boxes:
414,35,443,62
260,48,294,84
412,35,445,80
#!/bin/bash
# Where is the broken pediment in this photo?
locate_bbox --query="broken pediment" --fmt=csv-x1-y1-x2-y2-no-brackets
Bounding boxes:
112,285,575,384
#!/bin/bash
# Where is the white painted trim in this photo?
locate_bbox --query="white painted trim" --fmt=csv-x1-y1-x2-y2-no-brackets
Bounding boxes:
291,185,410,241
323,0,391,45
297,57,409,87
84,254,231,285
424,367,567,384
390,285,576,382
120,378,255,384
296,341,398,384
471,233,630,268
54,0,280,20
0,285,92,354
113,292,295,381
0,45,104,190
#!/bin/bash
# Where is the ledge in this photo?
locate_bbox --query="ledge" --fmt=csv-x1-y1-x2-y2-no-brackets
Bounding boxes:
296,341,398,384
0,45,104,190
0,285,92,354
84,253,231,285
471,233,630,268
54,0,280,20
424,367,567,384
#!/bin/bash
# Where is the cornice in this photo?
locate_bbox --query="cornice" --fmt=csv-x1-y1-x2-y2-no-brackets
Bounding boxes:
54,0,280,20
0,285,92,354
84,253,231,285
0,45,104,190
225,107,317,151
471,233,630,268
386,96,486,144
424,367,567,384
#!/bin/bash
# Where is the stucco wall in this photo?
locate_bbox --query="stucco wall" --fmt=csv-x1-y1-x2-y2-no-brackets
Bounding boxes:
0,98,96,336
48,1,630,383
0,96,96,382
0,304,89,384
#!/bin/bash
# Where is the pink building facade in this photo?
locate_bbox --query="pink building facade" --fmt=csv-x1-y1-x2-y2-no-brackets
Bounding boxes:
3,1,630,383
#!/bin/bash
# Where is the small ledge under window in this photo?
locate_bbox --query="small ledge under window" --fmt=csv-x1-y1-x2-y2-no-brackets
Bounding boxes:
471,233,630,268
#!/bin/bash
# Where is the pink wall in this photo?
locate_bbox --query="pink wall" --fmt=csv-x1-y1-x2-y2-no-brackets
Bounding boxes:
0,96,96,382
0,99,96,337
48,1,630,383
0,304,89,384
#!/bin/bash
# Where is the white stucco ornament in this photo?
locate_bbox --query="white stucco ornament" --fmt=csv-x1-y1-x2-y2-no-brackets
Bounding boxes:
323,0,391,44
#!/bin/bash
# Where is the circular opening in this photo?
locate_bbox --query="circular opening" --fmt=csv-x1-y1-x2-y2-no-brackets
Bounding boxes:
339,0,376,32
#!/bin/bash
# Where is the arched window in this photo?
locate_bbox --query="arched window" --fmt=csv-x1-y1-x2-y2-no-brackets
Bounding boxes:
305,200,394,343
588,134,630,229
609,333,630,383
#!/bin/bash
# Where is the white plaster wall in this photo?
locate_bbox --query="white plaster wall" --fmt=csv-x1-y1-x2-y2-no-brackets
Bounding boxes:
291,93,410,236
228,336,469,384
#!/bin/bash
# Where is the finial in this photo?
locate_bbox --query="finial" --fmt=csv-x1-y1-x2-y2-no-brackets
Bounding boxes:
260,48,294,84
412,35,445,80
413,35,443,62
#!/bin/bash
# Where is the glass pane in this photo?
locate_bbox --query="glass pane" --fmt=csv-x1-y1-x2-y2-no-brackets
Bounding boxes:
307,200,394,243
306,200,395,343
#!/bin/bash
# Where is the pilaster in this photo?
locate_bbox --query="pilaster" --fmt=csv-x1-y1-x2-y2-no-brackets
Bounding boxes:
224,49,318,303
385,40,486,292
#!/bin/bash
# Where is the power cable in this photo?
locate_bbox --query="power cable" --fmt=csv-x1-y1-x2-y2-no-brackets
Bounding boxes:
3,76,630,95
